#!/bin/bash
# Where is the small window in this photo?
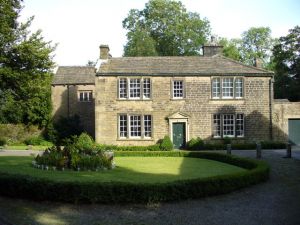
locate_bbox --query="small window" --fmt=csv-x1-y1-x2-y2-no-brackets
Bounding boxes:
129,79,141,99
143,78,151,99
144,115,152,138
222,78,234,98
213,114,221,137
173,80,184,98
235,78,243,98
119,115,127,138
236,114,244,137
78,91,92,102
212,78,221,98
119,78,127,99
130,115,141,137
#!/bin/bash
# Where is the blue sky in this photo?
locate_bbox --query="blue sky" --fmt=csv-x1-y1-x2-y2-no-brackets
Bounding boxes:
20,0,300,66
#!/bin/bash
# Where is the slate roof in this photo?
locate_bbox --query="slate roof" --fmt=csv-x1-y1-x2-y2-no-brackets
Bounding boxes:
52,66,95,85
98,55,273,76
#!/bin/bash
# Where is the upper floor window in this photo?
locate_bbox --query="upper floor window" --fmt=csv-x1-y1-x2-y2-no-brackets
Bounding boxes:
173,80,184,99
118,78,151,100
212,77,244,99
78,91,92,102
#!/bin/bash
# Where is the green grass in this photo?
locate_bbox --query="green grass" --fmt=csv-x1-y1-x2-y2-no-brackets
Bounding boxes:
0,156,246,183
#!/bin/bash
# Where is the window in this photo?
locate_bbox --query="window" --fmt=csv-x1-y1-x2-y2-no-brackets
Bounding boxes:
144,115,152,138
213,114,221,137
211,77,244,99
236,114,244,137
119,78,127,99
143,78,151,99
222,78,234,98
212,114,244,138
223,114,235,137
119,115,127,137
118,114,152,139
78,91,92,102
173,80,184,98
235,78,243,98
118,78,151,100
212,78,221,98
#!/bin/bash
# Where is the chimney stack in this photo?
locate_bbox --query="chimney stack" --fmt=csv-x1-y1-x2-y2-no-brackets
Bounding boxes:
202,36,223,57
99,45,111,59
254,58,263,68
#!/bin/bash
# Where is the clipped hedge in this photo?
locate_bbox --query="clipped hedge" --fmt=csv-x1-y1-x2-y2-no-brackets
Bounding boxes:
0,151,269,203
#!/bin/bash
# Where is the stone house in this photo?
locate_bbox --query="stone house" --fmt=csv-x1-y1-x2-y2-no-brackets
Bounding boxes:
52,45,300,148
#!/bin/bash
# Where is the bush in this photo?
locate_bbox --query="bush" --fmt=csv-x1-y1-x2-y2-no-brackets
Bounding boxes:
24,136,52,146
159,136,173,151
187,137,204,150
0,151,270,203
231,143,256,150
261,141,286,149
34,133,112,171
223,137,232,145
0,137,7,146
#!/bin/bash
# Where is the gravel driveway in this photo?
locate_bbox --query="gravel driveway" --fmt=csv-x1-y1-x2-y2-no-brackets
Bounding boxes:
0,149,299,225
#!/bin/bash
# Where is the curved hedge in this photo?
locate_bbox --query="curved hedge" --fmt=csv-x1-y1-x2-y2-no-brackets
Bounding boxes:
0,151,269,203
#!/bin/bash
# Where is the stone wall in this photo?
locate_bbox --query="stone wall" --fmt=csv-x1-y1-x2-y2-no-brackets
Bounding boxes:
273,100,300,142
51,84,95,138
95,75,272,145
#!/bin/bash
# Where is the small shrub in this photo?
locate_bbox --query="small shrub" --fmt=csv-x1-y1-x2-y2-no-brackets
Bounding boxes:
223,137,232,145
261,141,286,149
231,143,256,150
24,136,45,145
159,136,173,151
0,137,7,146
75,133,94,151
187,137,204,150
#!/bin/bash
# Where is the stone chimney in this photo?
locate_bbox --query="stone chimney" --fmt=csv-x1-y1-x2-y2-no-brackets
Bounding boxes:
203,36,223,57
99,45,111,59
254,58,263,68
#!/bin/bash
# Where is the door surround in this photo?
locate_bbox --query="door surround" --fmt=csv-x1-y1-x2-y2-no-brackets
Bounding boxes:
168,112,189,145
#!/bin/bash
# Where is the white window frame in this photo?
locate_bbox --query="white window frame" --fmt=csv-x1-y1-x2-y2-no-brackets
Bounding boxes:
212,113,244,138
78,90,93,102
211,77,244,99
118,78,151,100
118,114,152,139
172,80,184,99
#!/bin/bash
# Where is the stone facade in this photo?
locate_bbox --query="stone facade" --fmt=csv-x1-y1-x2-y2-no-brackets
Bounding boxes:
51,84,95,137
95,75,273,146
273,100,300,142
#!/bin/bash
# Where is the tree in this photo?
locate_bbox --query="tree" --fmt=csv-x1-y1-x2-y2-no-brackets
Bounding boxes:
123,0,211,56
219,38,242,61
240,27,274,67
0,0,55,126
273,26,300,101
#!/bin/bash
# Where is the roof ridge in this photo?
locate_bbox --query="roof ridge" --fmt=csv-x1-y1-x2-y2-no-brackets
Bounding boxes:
218,55,273,74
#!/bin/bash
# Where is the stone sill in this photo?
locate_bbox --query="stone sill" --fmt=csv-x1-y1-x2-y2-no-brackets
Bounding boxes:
209,99,245,104
116,138,154,141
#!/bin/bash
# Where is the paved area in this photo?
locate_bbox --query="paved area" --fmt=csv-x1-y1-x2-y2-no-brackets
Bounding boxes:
0,149,299,225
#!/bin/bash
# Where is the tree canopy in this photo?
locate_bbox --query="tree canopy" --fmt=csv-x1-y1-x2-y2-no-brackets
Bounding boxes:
0,0,56,126
272,26,300,101
122,0,211,56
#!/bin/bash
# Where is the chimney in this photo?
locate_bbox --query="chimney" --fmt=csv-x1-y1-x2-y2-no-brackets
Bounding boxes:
254,58,263,68
99,45,111,59
202,36,223,56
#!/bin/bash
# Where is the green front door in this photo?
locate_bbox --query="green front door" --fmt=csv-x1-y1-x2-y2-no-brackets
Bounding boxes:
288,119,300,146
173,123,186,149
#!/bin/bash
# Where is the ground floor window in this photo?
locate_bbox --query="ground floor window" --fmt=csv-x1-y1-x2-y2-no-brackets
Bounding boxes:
213,113,244,138
118,114,152,139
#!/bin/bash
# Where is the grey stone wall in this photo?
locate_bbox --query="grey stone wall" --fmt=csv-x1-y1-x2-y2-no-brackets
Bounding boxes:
51,84,95,138
95,75,273,145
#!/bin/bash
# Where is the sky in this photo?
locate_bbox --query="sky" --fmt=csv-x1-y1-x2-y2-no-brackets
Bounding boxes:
20,0,300,66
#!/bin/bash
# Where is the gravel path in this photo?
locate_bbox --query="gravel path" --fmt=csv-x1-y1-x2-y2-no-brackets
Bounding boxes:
0,149,299,225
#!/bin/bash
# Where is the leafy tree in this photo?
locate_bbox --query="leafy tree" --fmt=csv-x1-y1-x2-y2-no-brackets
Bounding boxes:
219,38,242,61
123,0,211,56
273,26,300,101
240,27,274,67
0,0,55,126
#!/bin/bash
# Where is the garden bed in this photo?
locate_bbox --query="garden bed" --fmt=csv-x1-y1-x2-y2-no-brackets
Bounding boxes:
0,151,269,203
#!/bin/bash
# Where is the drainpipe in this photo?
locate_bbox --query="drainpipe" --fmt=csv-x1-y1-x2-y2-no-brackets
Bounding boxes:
269,77,273,140
67,85,70,118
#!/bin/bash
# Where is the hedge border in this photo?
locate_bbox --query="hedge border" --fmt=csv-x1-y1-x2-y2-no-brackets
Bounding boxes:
0,151,269,203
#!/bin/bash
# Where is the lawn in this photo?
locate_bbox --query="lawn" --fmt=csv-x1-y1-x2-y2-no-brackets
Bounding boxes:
0,156,246,183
